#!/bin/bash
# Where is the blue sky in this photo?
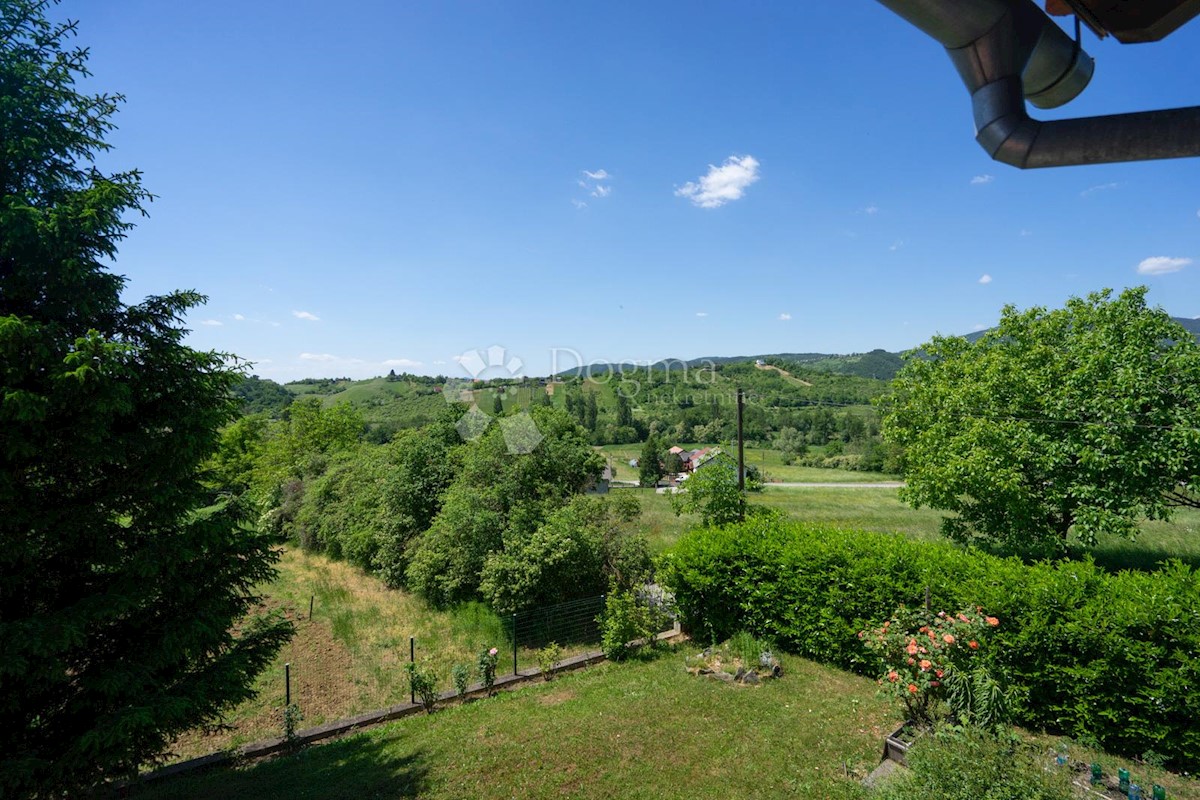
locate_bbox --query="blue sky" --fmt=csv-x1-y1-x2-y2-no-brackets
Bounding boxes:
70,1,1199,380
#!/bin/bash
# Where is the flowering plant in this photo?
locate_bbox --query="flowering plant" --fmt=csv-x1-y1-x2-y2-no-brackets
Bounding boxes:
478,646,500,695
860,605,1001,729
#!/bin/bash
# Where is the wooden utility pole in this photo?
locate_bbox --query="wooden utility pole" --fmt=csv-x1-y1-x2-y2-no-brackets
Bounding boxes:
737,388,745,522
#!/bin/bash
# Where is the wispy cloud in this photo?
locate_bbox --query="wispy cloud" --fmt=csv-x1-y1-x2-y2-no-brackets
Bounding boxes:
695,311,708,318
973,324,987,331
889,240,904,252
300,352,338,362
864,204,879,215
576,169,612,206
1081,182,1120,197
778,312,792,321
1137,256,1192,275
676,155,760,209
232,313,246,321
970,174,994,185
199,319,223,326
292,310,320,321
979,274,993,284
383,358,422,368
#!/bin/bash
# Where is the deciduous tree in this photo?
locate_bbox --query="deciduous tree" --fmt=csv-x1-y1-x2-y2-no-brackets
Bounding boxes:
881,288,1200,551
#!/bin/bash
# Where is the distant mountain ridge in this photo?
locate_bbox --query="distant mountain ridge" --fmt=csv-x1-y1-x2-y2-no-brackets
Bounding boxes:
564,317,1200,382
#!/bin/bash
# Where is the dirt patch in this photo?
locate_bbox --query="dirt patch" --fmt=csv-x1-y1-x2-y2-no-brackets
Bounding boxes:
537,689,577,707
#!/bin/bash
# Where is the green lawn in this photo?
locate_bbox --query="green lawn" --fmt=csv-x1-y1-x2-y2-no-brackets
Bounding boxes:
136,647,899,800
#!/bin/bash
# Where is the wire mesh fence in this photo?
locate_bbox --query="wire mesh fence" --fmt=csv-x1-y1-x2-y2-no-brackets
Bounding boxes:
168,590,675,764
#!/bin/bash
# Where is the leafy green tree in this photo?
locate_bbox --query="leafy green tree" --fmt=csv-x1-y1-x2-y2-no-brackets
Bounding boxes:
615,390,634,428
881,288,1200,551
0,5,291,794
772,426,808,464
479,494,651,614
406,406,604,606
639,435,665,487
492,391,504,415
584,390,599,432
230,374,293,415
670,455,754,526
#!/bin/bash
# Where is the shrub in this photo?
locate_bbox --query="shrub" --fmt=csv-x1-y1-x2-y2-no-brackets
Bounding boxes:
598,588,658,661
478,646,500,695
404,663,439,713
660,519,1200,771
861,607,1009,730
536,642,563,680
452,663,472,697
878,728,1074,800
282,703,304,752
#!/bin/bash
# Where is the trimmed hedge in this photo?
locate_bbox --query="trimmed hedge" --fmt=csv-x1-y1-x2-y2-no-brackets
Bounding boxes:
660,519,1200,771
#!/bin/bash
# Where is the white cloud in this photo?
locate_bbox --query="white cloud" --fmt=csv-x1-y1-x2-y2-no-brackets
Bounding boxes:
889,240,903,252
571,199,587,209
591,185,611,198
300,352,338,362
583,169,609,180
293,310,320,321
232,313,246,321
970,174,994,185
864,204,879,215
1081,182,1120,197
778,312,792,321
695,311,708,318
675,155,760,209
383,358,422,368
432,360,447,365
978,274,993,284
199,319,223,326
1137,256,1192,275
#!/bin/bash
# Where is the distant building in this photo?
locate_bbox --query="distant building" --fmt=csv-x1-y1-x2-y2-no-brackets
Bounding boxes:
586,464,614,495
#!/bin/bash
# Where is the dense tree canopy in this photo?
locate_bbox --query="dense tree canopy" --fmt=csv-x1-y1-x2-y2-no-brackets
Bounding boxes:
881,288,1200,551
0,3,290,794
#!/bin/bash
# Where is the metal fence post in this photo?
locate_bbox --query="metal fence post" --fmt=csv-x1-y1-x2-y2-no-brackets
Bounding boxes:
512,614,518,675
409,637,415,705
285,663,291,707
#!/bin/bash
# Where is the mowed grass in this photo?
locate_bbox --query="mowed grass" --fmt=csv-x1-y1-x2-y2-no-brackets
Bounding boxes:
136,647,900,800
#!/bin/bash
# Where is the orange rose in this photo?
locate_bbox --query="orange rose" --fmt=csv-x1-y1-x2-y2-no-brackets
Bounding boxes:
906,641,919,655
942,634,955,644
908,684,918,694
887,671,899,682
968,640,979,650
986,616,999,627
935,669,944,678
919,659,932,671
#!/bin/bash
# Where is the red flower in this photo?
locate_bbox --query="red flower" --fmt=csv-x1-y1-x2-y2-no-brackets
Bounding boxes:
935,669,944,678
908,684,919,694
968,640,979,650
887,671,899,683
929,680,941,687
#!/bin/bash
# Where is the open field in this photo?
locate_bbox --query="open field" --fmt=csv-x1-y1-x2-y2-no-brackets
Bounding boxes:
138,647,900,800
597,443,898,484
621,485,1200,571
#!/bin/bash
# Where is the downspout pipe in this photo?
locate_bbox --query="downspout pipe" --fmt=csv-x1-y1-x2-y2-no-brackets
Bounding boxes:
877,0,1200,168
